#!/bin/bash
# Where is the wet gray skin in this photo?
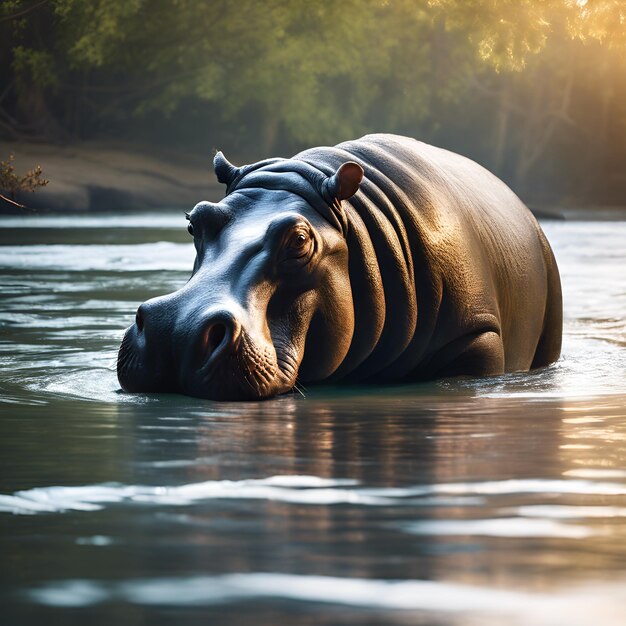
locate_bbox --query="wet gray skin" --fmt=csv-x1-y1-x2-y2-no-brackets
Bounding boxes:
118,188,353,400
117,134,562,400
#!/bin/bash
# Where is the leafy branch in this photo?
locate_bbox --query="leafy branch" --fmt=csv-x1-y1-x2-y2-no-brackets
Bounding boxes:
0,154,49,209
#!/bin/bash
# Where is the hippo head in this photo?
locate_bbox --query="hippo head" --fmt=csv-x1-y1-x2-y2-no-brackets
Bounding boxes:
117,153,364,400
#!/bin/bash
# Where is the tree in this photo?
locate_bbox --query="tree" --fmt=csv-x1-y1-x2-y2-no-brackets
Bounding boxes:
1,0,625,203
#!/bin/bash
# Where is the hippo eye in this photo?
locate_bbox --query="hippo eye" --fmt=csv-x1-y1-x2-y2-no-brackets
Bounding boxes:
286,229,311,254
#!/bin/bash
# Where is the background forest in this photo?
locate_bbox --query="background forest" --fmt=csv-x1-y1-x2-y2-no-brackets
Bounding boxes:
1,0,625,206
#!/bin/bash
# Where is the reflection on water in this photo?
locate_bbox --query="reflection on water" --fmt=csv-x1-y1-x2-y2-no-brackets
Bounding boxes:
0,214,625,625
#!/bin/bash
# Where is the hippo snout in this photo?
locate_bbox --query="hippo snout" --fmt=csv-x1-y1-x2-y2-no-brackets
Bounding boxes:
117,294,290,400
118,298,178,394
117,321,174,394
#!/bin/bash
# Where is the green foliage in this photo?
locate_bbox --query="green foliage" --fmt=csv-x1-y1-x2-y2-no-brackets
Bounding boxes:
428,0,626,70
2,0,469,144
54,0,145,67
4,0,624,135
428,0,554,70
565,0,626,53
12,46,58,87
1,0,625,202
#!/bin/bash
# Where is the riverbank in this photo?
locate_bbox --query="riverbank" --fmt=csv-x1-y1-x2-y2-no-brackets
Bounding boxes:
1,141,222,213
2,141,625,219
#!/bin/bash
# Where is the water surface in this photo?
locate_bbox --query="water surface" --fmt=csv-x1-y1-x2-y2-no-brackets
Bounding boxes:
1,213,625,626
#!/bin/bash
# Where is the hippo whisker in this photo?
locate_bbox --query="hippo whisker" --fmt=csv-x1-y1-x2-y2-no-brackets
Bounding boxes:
118,356,139,378
292,381,306,399
236,357,269,399
240,370,264,399
116,347,134,372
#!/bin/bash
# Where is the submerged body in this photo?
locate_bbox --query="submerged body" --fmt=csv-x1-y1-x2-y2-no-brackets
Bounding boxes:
118,134,562,399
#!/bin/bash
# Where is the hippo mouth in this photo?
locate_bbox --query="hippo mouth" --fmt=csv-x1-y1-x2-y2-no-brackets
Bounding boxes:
184,329,298,400
117,325,299,401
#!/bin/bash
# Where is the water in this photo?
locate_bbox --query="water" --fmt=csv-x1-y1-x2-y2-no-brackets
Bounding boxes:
0,213,625,626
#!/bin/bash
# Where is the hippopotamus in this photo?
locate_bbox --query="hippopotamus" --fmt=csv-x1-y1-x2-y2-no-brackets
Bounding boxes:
117,134,562,400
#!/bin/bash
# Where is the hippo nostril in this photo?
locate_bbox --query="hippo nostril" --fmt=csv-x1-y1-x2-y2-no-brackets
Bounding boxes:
135,305,145,332
207,323,227,354
198,312,241,368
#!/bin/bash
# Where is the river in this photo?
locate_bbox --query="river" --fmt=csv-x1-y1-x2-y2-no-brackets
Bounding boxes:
1,213,625,626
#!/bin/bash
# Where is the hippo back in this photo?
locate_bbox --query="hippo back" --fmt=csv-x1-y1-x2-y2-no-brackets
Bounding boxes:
294,134,560,380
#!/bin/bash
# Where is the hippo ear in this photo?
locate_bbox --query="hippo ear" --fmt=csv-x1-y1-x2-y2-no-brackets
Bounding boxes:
327,161,364,201
213,151,240,187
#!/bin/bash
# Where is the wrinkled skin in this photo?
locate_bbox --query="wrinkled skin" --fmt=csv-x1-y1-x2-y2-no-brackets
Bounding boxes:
119,189,353,399
118,134,562,400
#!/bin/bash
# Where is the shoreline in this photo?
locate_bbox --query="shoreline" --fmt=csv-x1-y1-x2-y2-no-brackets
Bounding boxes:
1,140,222,213
2,141,625,220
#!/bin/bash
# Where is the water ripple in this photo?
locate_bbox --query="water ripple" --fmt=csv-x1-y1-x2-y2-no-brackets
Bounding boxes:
0,242,194,271
25,573,536,610
23,572,626,626
3,476,626,516
400,517,596,539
